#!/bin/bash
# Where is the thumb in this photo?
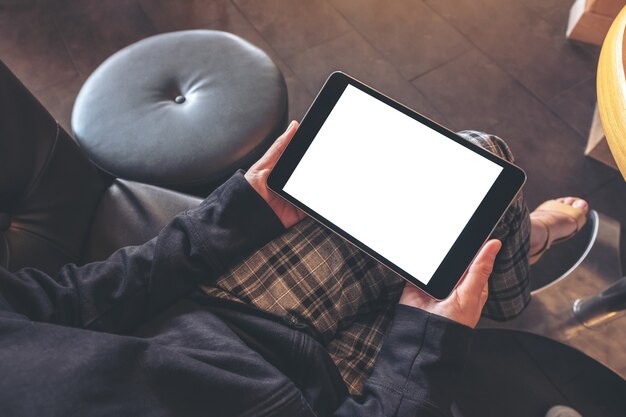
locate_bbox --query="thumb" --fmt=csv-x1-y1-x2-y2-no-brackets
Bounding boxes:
259,120,299,164
458,239,501,298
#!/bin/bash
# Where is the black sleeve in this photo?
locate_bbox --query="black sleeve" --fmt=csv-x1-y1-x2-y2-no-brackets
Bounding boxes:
331,305,473,417
0,171,285,333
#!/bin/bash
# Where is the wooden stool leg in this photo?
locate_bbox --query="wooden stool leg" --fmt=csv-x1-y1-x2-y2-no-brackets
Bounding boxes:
585,104,619,170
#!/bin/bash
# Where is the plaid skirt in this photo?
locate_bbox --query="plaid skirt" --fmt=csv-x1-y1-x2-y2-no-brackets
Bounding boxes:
202,131,531,395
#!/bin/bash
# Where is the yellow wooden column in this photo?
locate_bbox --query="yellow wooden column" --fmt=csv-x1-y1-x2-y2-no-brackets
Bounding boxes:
597,5,626,180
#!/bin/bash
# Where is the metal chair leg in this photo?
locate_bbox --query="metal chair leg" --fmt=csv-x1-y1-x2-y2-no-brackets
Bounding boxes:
573,276,626,327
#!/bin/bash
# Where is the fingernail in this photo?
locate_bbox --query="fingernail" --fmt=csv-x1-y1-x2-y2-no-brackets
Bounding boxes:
287,120,296,130
490,240,502,256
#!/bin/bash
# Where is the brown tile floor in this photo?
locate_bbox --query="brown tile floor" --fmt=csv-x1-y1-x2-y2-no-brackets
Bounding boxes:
1,0,625,414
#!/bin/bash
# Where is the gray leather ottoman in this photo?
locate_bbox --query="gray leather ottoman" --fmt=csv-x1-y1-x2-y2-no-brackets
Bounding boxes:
72,30,288,195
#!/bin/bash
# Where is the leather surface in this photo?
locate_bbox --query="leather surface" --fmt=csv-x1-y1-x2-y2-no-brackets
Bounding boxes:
83,179,202,264
0,60,207,276
72,30,288,193
0,61,110,274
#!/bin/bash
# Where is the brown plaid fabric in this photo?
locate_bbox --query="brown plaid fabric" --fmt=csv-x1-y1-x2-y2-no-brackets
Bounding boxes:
457,131,531,321
203,218,405,395
202,131,531,395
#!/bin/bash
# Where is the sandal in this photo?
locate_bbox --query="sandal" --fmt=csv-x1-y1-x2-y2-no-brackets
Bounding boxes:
529,199,588,265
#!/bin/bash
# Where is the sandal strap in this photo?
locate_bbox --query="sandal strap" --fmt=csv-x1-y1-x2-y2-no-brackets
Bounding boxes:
534,200,587,231
529,199,588,265
529,217,551,258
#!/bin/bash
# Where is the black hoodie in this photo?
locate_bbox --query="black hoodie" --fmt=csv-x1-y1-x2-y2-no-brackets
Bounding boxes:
0,172,471,416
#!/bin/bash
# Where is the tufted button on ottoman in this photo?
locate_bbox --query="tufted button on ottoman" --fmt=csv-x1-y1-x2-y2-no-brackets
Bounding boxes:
72,30,288,195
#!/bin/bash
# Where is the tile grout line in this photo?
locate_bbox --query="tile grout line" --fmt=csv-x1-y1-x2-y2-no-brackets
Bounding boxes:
30,73,79,96
424,0,591,109
324,0,396,69
228,0,306,92
135,0,160,35
422,0,597,143
542,74,598,144
408,48,472,83
230,0,347,98
286,28,356,62
582,175,621,199
323,0,451,122
327,0,468,85
323,1,429,84
52,13,84,82
517,0,601,63
548,75,596,103
279,27,361,96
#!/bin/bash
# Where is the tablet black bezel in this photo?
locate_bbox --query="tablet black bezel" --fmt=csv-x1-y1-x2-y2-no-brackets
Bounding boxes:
267,72,526,300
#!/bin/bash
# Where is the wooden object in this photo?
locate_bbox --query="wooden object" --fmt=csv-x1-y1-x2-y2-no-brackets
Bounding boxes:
567,0,621,45
597,5,626,180
586,106,619,169
588,0,626,17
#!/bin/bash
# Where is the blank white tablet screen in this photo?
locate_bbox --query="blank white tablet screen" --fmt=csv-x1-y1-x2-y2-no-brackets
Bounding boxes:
283,85,503,285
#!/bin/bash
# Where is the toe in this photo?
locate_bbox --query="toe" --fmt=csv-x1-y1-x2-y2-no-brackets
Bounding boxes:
555,197,589,214
562,196,577,206
572,198,589,213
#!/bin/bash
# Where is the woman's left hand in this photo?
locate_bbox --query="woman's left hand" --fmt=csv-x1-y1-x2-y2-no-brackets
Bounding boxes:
244,121,307,229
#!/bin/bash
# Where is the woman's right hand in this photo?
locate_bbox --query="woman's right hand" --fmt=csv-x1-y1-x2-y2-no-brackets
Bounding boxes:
398,239,501,328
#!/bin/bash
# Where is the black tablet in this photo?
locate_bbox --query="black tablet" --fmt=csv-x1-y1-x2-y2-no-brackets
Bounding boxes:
267,72,526,300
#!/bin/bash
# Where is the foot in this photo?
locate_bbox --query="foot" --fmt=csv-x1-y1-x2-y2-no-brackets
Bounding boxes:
529,197,589,262
545,405,583,417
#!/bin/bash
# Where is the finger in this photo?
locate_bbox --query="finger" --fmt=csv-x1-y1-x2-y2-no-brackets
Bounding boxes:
479,280,489,305
458,239,501,297
456,239,498,287
260,120,299,164
399,282,433,307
